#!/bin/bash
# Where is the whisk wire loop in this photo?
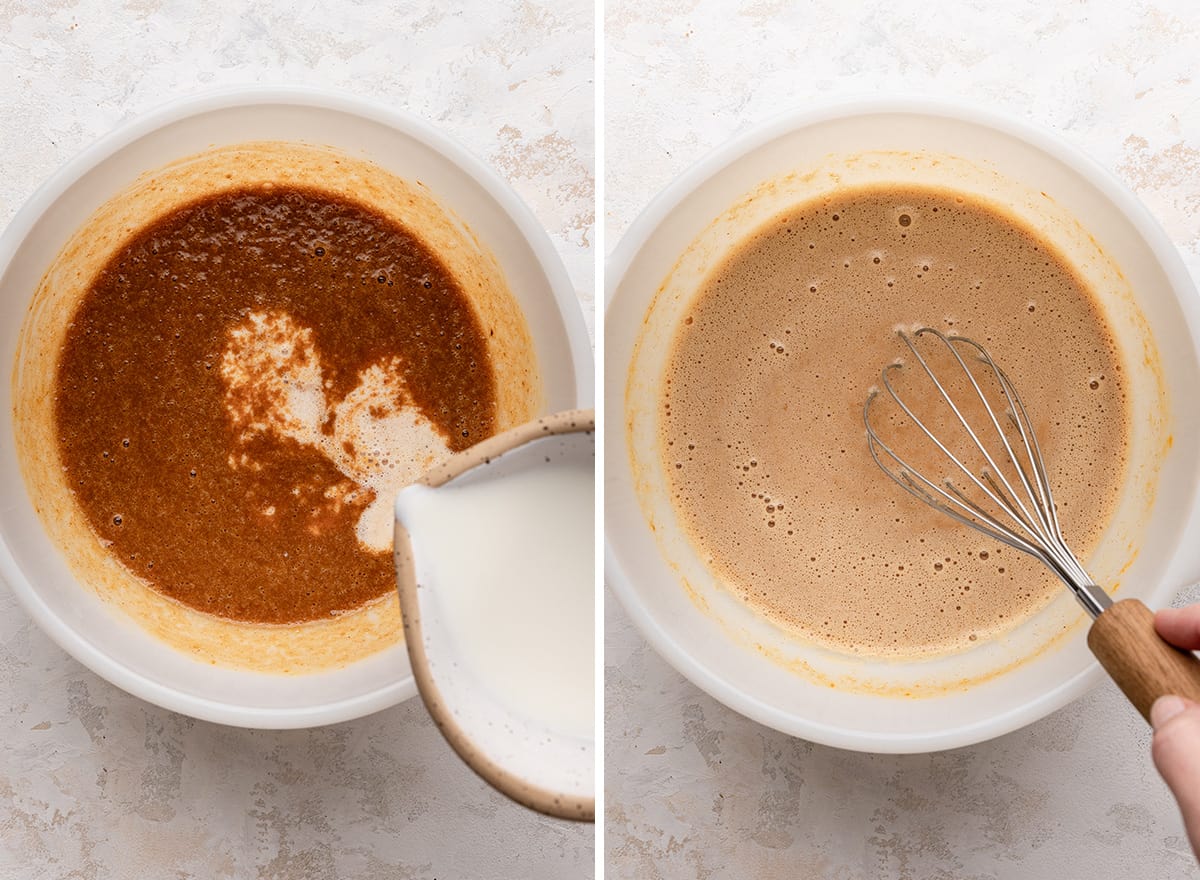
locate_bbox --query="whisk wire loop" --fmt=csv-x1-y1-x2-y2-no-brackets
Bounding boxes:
866,393,1052,562
876,338,1050,556
864,327,1112,618
947,335,1061,548
903,329,1055,549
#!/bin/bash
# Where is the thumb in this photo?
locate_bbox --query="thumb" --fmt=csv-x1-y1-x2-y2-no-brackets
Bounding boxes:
1151,696,1200,859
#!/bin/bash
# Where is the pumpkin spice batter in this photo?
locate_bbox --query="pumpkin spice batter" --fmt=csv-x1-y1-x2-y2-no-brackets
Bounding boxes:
660,184,1131,657
54,185,496,624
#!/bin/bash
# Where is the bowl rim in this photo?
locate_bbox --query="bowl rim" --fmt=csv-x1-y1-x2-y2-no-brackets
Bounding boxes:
604,94,1200,752
0,84,592,729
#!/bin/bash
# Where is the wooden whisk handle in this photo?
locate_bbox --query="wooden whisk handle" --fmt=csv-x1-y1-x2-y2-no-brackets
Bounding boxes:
1087,599,1200,721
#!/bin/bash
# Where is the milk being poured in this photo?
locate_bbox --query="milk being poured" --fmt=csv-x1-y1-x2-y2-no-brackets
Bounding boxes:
395,434,594,740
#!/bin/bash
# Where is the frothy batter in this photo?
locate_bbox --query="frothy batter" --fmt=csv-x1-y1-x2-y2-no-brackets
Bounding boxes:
660,184,1130,657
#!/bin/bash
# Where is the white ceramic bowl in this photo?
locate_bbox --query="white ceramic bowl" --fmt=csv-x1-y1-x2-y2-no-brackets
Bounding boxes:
0,86,591,728
605,98,1200,753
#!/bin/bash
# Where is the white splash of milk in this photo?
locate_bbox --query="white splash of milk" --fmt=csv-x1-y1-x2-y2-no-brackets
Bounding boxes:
326,360,451,550
221,311,326,444
219,310,452,552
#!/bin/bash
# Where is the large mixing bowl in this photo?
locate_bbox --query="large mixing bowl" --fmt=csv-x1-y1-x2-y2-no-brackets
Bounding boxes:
605,98,1200,752
0,87,591,728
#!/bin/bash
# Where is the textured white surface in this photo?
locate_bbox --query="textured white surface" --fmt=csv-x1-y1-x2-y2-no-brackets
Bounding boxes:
0,1,593,877
605,1,1200,877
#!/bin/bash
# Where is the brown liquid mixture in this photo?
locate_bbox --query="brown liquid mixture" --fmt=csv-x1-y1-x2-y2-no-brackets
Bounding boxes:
660,184,1130,656
54,185,496,624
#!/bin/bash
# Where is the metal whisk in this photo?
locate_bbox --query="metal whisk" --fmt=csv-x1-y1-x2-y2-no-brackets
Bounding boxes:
863,326,1200,721
863,327,1110,618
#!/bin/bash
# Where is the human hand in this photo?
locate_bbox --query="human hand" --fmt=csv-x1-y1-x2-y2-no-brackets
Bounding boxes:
1151,606,1200,860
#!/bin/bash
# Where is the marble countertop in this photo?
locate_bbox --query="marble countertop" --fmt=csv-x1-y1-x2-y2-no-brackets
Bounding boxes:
604,1,1200,877
0,1,593,877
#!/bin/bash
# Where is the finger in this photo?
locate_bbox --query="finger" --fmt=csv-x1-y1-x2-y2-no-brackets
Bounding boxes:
1151,698,1200,858
1155,607,1200,650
